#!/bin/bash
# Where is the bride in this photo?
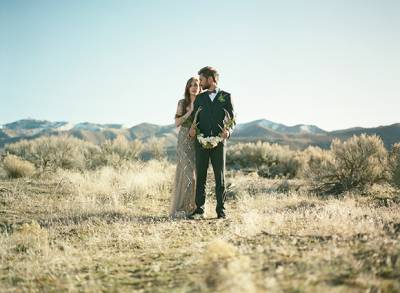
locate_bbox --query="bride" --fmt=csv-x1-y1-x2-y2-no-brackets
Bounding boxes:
169,77,200,218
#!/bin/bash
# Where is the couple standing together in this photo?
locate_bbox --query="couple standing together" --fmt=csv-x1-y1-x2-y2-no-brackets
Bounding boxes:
169,66,235,220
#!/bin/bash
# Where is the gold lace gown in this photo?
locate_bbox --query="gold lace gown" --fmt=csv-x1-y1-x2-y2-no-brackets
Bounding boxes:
169,99,196,218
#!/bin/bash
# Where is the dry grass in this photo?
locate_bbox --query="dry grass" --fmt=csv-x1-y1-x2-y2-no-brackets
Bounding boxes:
2,154,36,178
0,160,399,292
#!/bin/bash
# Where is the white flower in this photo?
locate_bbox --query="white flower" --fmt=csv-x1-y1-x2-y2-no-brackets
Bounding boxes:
197,134,224,149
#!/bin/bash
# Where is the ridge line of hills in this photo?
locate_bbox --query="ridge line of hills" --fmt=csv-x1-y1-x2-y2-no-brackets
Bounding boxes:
1,118,399,150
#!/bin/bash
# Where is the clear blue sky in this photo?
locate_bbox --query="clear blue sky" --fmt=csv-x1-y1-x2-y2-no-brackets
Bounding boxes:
1,0,399,131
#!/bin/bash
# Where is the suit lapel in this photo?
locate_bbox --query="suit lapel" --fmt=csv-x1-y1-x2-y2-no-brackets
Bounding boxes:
212,90,222,103
203,92,212,106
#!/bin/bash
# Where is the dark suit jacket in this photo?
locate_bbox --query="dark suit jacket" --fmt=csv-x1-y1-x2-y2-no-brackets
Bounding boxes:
191,89,235,138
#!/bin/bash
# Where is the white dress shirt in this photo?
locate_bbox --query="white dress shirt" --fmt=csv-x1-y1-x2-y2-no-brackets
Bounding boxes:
208,87,220,102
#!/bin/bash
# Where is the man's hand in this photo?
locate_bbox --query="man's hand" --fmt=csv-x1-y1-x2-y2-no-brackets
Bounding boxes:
220,128,229,139
218,124,230,139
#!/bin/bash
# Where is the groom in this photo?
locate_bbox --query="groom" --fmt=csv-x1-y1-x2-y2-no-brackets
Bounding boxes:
188,66,235,219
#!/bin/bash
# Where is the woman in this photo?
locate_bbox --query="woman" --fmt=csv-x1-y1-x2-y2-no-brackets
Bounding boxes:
169,77,200,218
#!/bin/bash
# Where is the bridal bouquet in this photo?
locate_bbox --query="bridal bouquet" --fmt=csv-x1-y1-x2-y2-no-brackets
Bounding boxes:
192,107,236,149
197,133,224,149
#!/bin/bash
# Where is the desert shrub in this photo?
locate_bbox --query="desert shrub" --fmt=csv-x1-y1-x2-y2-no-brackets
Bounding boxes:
5,135,97,171
2,154,36,178
0,151,6,178
4,135,144,171
99,135,143,167
304,134,388,194
3,139,35,162
142,137,166,161
227,141,302,178
258,155,302,179
388,143,400,188
82,143,103,169
0,166,6,179
302,146,336,191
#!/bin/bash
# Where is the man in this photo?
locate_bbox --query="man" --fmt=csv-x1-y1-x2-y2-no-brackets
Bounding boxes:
188,66,235,219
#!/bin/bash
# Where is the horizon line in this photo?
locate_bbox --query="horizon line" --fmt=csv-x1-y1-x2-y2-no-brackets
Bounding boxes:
1,117,399,133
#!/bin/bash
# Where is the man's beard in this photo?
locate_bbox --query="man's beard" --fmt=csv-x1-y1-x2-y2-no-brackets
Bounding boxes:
202,83,210,90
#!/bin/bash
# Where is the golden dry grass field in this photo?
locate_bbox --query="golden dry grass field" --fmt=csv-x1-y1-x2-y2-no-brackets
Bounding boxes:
0,160,399,292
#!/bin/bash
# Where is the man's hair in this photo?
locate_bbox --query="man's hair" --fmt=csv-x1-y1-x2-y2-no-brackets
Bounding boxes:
198,66,219,83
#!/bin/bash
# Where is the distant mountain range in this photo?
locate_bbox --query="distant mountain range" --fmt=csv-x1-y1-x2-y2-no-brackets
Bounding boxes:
1,119,399,150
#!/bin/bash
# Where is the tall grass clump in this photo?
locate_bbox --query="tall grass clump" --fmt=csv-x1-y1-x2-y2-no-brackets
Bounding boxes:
58,159,174,207
2,154,36,178
11,221,49,255
199,239,255,293
304,134,388,194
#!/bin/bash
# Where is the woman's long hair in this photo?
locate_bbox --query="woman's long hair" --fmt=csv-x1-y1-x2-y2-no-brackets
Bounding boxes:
181,77,199,116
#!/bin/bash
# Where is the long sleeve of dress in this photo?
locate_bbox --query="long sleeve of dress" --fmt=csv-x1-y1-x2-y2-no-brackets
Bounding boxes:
175,99,184,118
175,99,185,127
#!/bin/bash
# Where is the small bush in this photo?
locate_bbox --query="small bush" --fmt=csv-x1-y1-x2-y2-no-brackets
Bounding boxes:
227,141,302,178
304,134,388,194
5,135,97,171
4,135,143,171
99,135,143,167
302,145,335,183
389,143,400,188
142,137,166,161
2,154,36,178
82,143,103,169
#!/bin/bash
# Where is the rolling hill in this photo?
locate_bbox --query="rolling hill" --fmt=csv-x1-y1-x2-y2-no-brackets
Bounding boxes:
0,118,399,150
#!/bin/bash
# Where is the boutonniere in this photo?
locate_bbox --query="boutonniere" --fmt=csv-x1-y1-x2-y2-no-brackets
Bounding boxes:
218,93,226,103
